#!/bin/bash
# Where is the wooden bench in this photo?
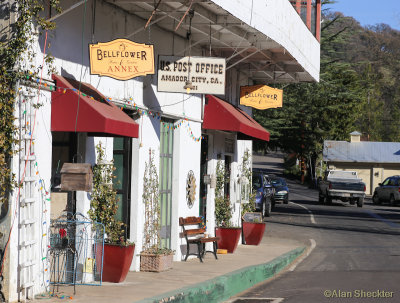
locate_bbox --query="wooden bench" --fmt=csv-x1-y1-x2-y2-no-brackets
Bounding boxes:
179,216,220,262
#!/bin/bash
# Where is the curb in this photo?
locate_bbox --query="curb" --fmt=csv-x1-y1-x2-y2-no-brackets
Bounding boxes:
137,246,306,303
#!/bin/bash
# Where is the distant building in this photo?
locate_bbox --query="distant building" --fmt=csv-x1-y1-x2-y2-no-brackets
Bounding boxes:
289,0,322,41
323,132,400,195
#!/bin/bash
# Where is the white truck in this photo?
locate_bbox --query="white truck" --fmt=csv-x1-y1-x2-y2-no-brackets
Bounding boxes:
318,170,366,207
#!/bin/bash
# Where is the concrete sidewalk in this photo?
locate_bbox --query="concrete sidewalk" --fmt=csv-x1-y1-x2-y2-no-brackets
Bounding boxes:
40,236,307,303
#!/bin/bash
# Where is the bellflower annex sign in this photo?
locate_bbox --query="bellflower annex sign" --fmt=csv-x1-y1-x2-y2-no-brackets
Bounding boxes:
89,39,155,80
157,55,226,94
240,84,283,110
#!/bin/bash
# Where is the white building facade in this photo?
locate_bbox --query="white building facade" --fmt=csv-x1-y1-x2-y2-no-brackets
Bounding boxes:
0,0,320,301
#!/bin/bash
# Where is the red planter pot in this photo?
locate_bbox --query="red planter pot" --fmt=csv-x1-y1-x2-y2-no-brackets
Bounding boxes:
242,222,266,245
101,243,135,283
215,227,241,253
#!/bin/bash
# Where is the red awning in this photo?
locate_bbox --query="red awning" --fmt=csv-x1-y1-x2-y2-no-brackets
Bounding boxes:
51,74,139,138
203,95,270,141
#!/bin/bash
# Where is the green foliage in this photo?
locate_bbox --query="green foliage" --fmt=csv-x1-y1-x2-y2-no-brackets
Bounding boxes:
215,196,232,227
142,149,173,255
88,143,127,245
214,160,232,227
253,4,380,180
0,0,60,212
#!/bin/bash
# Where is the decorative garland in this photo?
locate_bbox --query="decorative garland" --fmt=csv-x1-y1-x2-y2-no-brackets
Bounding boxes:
15,75,205,142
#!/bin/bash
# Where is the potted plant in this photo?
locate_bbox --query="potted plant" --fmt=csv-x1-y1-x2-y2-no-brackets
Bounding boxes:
242,190,267,245
240,149,266,246
88,143,135,283
140,149,174,272
214,160,241,253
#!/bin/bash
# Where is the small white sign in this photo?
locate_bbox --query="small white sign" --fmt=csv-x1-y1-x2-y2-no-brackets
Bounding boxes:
157,55,226,94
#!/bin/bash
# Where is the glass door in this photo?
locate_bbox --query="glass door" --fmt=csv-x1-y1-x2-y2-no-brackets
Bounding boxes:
113,137,132,239
160,120,174,248
224,155,232,199
200,135,208,218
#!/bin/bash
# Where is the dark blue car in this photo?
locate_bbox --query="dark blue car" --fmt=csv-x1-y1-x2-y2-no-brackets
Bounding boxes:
252,171,274,217
270,177,289,205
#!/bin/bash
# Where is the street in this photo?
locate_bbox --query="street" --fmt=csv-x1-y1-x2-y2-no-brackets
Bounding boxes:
230,155,400,302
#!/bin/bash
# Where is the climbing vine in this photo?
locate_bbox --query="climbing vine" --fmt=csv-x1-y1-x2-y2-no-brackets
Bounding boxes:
142,149,172,254
142,149,160,253
214,160,232,227
0,1,60,211
88,143,127,245
240,149,256,216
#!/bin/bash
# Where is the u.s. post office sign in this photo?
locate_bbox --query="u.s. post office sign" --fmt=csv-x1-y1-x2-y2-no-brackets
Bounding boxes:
240,84,283,110
157,55,225,94
89,39,154,80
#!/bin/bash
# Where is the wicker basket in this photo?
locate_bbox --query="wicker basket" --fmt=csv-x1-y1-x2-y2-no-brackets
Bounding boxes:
140,253,174,272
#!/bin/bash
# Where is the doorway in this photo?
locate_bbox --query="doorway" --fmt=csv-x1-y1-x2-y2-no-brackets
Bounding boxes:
224,155,232,199
200,135,208,218
113,137,132,239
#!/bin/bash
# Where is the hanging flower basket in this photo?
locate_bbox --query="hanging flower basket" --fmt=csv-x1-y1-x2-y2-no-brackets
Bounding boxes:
140,252,174,272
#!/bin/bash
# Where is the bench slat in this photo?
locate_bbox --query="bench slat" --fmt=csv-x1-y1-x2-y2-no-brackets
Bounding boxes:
199,237,219,243
187,237,219,243
179,216,203,225
184,228,205,235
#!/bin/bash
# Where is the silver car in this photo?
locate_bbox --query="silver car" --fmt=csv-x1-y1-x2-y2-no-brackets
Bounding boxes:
372,176,400,206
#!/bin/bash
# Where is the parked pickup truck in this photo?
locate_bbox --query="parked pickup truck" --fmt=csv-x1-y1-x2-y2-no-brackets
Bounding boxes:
318,170,366,207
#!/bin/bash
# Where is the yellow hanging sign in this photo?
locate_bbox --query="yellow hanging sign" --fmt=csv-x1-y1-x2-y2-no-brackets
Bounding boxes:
240,85,283,110
89,39,155,80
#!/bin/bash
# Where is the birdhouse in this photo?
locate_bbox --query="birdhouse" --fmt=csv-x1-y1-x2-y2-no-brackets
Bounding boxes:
60,163,93,192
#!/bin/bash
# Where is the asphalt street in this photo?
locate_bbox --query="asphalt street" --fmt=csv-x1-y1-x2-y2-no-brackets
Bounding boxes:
231,154,400,303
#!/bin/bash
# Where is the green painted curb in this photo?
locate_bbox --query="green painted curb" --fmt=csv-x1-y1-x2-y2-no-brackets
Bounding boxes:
138,246,306,303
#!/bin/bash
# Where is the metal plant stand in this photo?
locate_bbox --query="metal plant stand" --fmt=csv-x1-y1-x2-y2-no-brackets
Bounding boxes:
49,212,104,294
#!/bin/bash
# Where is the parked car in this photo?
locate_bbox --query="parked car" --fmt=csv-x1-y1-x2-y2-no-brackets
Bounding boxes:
318,170,366,207
270,177,289,205
252,170,274,217
372,175,400,206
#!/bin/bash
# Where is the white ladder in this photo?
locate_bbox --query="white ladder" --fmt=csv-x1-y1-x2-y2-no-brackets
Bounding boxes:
18,93,38,301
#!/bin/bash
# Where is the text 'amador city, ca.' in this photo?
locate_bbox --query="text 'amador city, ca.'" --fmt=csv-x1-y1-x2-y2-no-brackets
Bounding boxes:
88,38,285,105
157,55,226,95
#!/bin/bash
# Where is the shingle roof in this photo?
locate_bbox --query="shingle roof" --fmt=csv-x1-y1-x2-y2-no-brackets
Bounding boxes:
323,141,400,163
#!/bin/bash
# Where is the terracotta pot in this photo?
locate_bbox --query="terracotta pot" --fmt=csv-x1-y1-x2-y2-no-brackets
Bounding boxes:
215,227,241,253
242,222,266,245
101,243,135,283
